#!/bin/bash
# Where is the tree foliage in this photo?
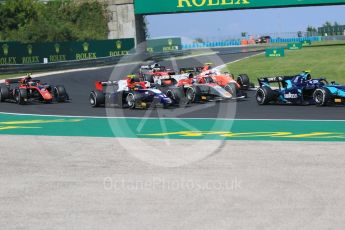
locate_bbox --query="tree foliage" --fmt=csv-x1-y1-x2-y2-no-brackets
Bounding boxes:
323,21,333,27
306,26,317,33
0,0,109,42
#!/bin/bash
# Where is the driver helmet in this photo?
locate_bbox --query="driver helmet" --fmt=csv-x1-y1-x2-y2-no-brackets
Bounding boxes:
127,74,137,82
204,63,213,69
302,71,312,80
26,73,32,81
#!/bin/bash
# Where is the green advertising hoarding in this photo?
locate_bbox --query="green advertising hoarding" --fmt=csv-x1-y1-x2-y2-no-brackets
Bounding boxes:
301,40,312,46
134,0,345,14
146,38,182,53
266,48,285,57
287,43,303,50
0,39,135,65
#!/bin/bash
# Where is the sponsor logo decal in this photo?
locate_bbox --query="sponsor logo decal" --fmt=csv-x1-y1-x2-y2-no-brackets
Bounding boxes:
55,43,60,54
284,93,298,99
2,44,9,56
116,40,122,50
177,0,250,8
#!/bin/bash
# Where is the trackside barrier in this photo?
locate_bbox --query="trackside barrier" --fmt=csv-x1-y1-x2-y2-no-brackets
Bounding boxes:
270,36,322,43
321,35,345,41
182,40,241,49
182,36,323,49
0,50,191,74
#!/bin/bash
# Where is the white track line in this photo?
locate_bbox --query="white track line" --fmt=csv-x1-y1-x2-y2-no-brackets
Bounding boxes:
213,52,264,73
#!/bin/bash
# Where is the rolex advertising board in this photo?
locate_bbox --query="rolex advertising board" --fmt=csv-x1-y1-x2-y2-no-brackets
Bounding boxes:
134,0,345,15
146,38,182,53
287,43,303,50
0,39,135,65
265,48,285,57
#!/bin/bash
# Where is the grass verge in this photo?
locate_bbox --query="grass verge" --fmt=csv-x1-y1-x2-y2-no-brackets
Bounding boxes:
224,44,345,84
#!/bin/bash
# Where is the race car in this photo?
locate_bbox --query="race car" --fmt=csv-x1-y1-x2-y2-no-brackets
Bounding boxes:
255,35,271,44
179,63,211,75
89,75,172,109
255,71,329,105
211,72,248,98
175,73,233,103
180,63,252,90
139,63,175,83
152,75,188,105
0,75,69,104
313,82,345,106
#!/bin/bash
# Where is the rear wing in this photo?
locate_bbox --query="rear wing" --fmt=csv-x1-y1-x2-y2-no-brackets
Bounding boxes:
140,63,161,70
257,76,295,86
95,81,118,91
5,79,21,85
179,67,203,74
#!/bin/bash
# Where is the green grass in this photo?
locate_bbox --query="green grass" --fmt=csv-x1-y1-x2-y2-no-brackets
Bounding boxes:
224,44,345,84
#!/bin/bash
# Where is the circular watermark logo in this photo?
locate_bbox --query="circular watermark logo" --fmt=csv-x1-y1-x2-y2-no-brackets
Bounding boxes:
104,40,239,167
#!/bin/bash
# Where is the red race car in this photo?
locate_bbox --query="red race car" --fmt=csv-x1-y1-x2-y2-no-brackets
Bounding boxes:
139,63,176,83
0,75,69,104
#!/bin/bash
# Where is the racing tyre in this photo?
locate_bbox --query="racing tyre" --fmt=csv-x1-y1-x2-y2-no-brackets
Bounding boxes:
15,89,27,105
126,93,136,109
224,83,238,98
185,87,196,103
0,86,9,102
237,74,250,90
90,91,105,107
313,88,331,106
166,88,185,105
256,87,276,105
53,85,68,102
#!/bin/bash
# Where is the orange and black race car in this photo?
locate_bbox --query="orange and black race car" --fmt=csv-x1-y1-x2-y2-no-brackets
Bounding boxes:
0,75,69,104
174,74,233,103
211,72,249,97
180,63,252,90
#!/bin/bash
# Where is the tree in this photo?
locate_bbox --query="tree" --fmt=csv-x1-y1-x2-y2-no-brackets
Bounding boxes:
307,26,316,32
0,0,109,43
323,21,333,28
193,38,204,43
306,25,317,36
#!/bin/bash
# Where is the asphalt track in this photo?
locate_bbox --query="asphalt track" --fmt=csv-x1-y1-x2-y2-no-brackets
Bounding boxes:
1,47,345,120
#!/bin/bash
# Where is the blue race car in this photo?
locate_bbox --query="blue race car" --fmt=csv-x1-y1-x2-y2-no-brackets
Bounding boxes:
256,71,329,105
89,79,172,109
313,83,345,106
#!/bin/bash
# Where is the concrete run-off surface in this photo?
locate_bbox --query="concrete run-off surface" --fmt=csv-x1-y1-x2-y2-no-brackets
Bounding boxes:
0,135,345,230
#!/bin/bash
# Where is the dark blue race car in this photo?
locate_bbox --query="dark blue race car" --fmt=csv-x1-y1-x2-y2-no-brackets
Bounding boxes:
256,71,329,105
313,83,345,106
